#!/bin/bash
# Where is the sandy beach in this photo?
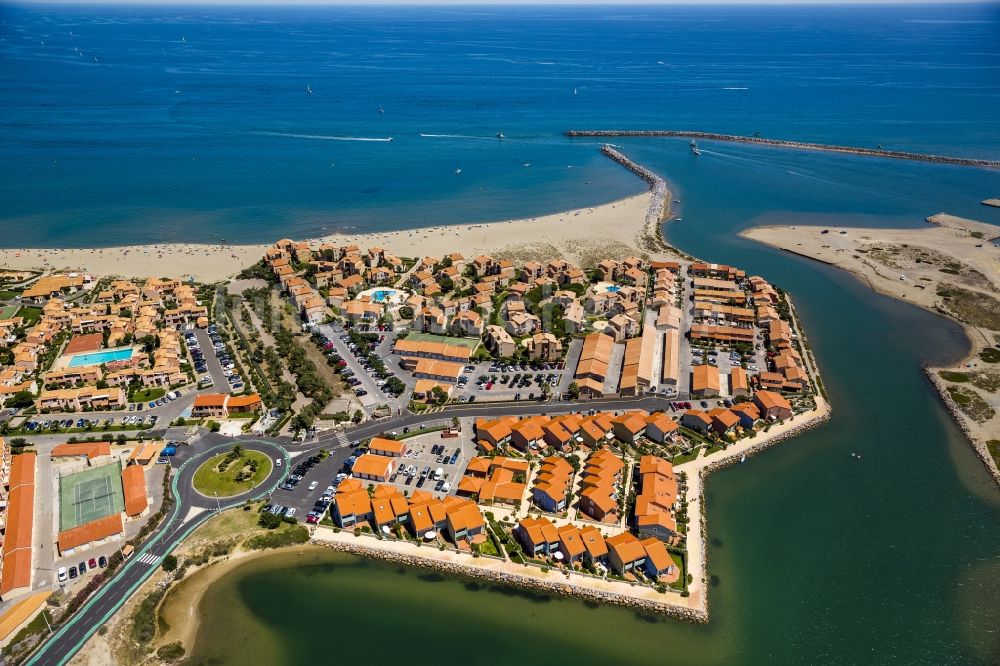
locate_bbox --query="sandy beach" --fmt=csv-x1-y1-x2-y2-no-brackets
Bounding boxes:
742,217,1000,483
0,194,656,284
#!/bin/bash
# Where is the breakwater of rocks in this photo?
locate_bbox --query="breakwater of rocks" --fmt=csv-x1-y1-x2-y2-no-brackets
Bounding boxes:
925,370,1000,487
573,131,1000,169
310,537,708,623
599,145,676,255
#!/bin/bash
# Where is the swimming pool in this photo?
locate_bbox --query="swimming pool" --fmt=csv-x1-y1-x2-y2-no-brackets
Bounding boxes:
67,347,135,367
604,285,621,293
371,289,397,303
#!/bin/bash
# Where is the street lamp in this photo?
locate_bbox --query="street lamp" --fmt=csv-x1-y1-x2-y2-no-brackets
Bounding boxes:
213,490,221,512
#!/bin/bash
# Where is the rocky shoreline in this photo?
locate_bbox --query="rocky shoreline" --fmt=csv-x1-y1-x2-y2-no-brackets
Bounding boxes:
925,370,1000,487
309,537,708,622
572,130,1000,169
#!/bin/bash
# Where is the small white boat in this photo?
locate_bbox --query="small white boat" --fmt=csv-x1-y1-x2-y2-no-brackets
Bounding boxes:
496,132,504,139
455,168,461,174
739,454,746,464
573,87,578,95
306,84,313,95
523,163,531,167
690,139,702,155
379,105,384,114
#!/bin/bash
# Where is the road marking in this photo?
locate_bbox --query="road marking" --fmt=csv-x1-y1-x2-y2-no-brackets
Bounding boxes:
137,553,159,565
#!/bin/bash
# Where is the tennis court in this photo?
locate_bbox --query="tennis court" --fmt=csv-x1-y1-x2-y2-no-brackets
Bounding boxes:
59,462,126,532
0,305,19,320
403,332,480,349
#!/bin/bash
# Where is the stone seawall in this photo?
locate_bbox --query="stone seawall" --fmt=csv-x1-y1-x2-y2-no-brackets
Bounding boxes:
599,145,674,254
925,369,1000,487
309,537,708,623
573,131,1000,169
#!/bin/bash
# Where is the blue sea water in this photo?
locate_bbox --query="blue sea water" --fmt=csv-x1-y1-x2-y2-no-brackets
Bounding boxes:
1,3,998,247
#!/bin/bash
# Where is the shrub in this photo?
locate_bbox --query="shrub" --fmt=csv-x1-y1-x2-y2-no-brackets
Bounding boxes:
157,642,186,662
258,512,283,529
161,555,178,572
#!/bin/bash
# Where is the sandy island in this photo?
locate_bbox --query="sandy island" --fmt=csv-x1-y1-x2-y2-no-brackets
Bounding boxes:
0,194,658,284
742,213,1000,483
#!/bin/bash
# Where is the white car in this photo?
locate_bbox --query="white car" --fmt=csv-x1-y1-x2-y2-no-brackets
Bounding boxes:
308,481,319,491
275,458,282,467
57,567,68,582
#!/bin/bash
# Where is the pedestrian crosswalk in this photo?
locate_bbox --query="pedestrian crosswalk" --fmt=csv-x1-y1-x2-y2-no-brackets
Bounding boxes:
137,552,159,565
334,432,350,448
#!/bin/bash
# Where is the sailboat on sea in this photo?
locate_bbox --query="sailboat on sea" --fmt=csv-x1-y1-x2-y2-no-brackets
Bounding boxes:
690,140,702,156
306,84,313,95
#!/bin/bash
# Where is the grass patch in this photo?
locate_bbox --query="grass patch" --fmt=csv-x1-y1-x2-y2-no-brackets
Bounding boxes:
980,348,1000,364
193,450,272,497
970,371,1000,393
0,303,20,319
936,284,1000,330
18,306,41,325
244,524,309,550
129,387,166,403
987,440,1000,468
938,370,971,383
671,449,701,465
947,386,996,423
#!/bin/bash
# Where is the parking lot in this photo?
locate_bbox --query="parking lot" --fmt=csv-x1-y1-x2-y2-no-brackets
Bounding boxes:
191,326,242,393
265,445,355,523
316,323,401,411
380,428,477,497
263,423,479,525
452,361,567,403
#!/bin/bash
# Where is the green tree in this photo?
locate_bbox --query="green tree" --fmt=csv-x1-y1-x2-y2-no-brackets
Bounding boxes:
352,409,364,424
567,381,580,399
161,554,178,572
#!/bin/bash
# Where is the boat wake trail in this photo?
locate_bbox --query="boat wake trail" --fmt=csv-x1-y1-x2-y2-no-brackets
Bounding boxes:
419,133,499,141
255,131,394,142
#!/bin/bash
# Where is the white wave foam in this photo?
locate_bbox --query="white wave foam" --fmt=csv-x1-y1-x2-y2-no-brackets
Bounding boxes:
255,131,393,142
723,87,749,90
419,133,497,140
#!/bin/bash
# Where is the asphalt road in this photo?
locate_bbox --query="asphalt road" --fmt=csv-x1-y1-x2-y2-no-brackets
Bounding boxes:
29,392,677,665
26,436,288,666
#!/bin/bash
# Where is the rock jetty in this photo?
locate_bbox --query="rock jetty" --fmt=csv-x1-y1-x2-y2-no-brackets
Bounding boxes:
599,144,673,253
569,131,1000,169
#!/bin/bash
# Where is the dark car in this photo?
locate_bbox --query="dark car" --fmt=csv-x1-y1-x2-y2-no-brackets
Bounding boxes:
68,566,78,579
78,561,87,574
98,555,108,568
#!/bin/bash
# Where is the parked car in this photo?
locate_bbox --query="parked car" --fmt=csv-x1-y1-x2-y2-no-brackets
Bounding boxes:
57,567,68,582
98,556,108,568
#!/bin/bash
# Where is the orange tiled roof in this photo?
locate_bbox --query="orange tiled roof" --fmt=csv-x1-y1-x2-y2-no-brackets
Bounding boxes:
121,465,148,517
57,514,124,552
0,454,36,596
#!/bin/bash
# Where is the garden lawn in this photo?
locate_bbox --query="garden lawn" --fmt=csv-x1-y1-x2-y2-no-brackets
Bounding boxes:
193,450,272,497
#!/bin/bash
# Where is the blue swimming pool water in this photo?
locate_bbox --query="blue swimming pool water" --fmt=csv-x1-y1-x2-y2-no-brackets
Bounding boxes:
604,285,621,293
67,347,135,367
371,290,395,303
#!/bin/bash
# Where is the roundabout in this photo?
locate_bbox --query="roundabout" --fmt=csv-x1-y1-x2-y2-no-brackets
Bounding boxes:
192,448,273,498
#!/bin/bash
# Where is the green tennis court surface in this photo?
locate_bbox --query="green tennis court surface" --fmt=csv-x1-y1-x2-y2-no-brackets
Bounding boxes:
402,332,480,349
59,462,125,531
0,305,20,319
